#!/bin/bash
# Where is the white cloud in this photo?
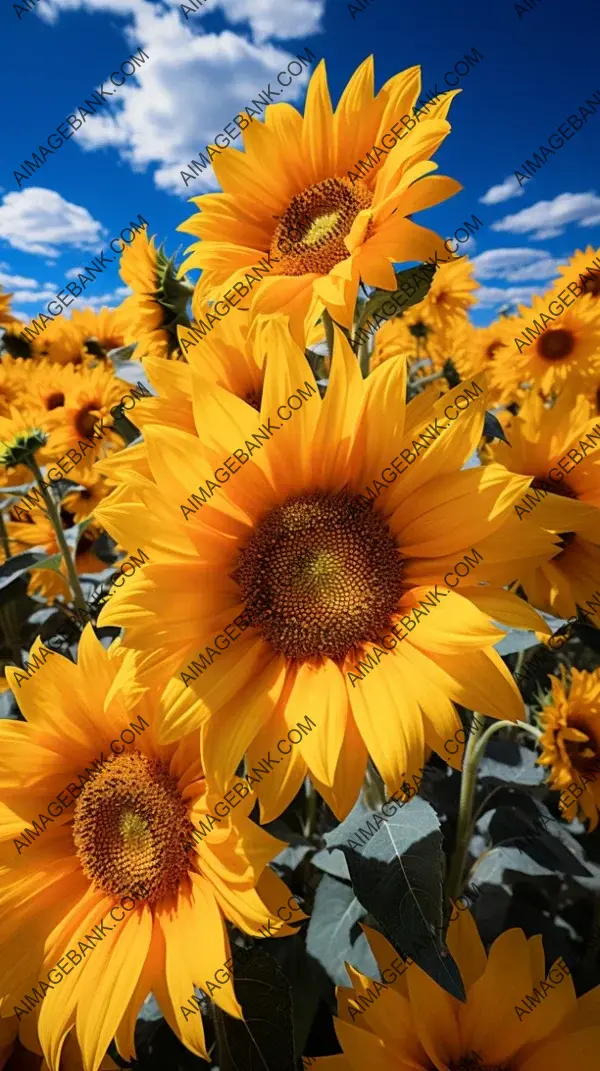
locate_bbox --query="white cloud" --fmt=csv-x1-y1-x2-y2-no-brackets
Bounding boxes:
476,285,539,308
492,192,600,241
471,248,564,283
479,175,525,206
0,271,40,290
0,188,105,258
35,0,317,195
38,0,323,42
11,286,60,304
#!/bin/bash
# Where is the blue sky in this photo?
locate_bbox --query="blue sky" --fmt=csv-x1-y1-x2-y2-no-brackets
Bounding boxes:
2,0,600,327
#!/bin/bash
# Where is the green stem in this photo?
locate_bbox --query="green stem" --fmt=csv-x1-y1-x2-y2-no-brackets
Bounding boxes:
27,456,87,614
0,511,10,559
358,337,371,378
446,716,542,904
303,780,318,839
445,713,486,904
473,720,541,767
322,309,335,363
410,368,446,391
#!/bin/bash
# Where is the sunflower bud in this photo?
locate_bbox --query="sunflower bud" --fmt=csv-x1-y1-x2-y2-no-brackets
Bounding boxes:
0,428,47,469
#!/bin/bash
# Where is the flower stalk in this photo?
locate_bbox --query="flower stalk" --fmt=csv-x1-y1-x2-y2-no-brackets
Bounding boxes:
26,456,87,614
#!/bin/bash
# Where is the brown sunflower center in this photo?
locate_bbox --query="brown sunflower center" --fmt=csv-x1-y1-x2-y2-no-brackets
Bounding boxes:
530,476,577,501
447,1061,509,1071
233,491,403,662
539,329,575,361
486,341,502,359
45,391,65,410
75,402,102,439
243,389,262,412
582,275,600,296
73,752,195,905
270,178,373,277
563,717,600,773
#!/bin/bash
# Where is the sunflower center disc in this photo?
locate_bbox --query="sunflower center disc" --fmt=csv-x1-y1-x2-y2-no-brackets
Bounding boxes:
538,328,575,360
73,752,195,905
447,1061,509,1071
486,341,502,359
271,178,373,277
76,402,102,439
233,490,403,662
583,275,600,296
564,717,600,773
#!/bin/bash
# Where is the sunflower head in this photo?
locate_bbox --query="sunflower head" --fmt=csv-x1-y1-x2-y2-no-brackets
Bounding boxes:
537,666,600,828
180,57,462,344
0,426,46,469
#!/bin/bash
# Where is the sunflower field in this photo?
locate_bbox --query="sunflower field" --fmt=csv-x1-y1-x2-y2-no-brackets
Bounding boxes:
2,51,600,1071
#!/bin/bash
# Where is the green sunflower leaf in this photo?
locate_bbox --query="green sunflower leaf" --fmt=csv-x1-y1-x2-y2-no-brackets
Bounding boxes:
353,261,436,341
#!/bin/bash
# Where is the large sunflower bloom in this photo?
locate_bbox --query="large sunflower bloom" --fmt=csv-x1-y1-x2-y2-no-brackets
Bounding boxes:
486,389,600,627
537,666,600,828
180,57,462,344
490,291,600,404
310,909,599,1069
95,324,557,821
0,627,302,1069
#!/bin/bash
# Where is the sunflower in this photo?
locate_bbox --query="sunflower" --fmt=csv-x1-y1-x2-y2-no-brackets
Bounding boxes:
61,474,111,524
4,508,105,603
46,365,131,469
309,909,599,1069
0,287,19,329
370,307,442,374
0,409,49,492
179,57,462,346
0,626,302,1069
0,1012,117,1070
485,388,600,628
119,232,189,362
0,356,28,417
71,308,129,361
553,245,600,308
420,255,479,335
29,319,86,368
537,666,600,828
28,363,79,426
490,291,600,405
95,323,557,822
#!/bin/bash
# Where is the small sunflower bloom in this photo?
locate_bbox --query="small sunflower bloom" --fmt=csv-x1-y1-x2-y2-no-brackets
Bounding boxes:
486,389,600,627
119,232,190,362
0,356,28,417
0,408,49,489
420,255,479,334
61,474,111,524
71,307,129,361
46,365,132,469
96,323,557,822
4,508,105,603
310,910,600,1069
180,57,462,344
490,291,600,404
538,666,600,828
0,628,301,1070
553,245,600,308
